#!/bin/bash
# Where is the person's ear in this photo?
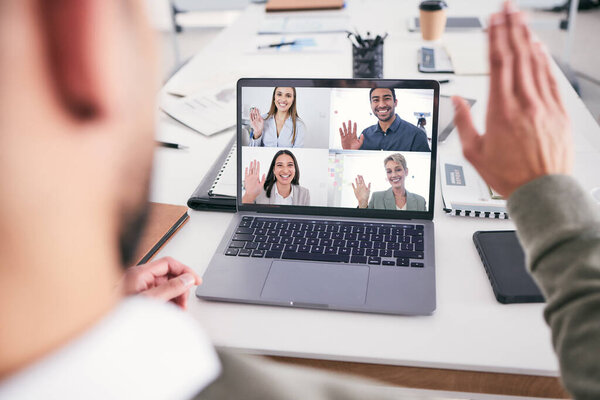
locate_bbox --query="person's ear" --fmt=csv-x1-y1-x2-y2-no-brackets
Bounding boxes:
40,0,129,121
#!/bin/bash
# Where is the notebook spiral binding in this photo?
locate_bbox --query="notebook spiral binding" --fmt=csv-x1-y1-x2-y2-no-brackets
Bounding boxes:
443,208,509,219
208,144,236,196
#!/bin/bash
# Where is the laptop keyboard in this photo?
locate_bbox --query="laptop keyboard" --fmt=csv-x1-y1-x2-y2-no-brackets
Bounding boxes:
224,216,426,268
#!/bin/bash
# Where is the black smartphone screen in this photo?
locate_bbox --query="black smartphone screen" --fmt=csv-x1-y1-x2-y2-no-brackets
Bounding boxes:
473,231,544,304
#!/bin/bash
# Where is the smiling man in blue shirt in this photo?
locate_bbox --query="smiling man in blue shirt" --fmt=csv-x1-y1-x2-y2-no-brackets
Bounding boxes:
339,88,430,152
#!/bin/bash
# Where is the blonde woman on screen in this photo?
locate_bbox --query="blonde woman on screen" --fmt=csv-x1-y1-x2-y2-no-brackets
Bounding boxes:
353,153,426,211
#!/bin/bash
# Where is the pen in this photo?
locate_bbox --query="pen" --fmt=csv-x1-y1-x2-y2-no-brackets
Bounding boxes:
438,79,451,84
373,35,382,48
257,41,297,49
353,28,365,46
156,140,189,150
347,32,361,48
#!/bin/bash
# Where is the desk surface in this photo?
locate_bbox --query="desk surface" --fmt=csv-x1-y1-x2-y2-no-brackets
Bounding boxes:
151,0,600,378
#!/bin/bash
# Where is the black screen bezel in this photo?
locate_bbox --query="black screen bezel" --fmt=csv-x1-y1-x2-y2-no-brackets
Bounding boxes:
237,78,439,221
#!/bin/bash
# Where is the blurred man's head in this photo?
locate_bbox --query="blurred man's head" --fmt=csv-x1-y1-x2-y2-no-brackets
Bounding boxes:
0,0,158,264
0,0,159,375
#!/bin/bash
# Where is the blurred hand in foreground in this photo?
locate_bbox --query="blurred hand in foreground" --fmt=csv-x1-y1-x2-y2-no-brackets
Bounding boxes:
119,257,202,310
453,1,573,198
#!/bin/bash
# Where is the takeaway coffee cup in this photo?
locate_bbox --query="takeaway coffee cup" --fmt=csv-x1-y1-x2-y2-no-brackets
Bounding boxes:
419,0,448,41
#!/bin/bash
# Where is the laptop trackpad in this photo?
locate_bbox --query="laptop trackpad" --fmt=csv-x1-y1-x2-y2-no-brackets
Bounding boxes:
261,261,369,306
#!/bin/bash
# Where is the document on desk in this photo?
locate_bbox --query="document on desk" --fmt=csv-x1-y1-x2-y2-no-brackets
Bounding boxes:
164,65,260,98
160,86,236,136
258,16,349,34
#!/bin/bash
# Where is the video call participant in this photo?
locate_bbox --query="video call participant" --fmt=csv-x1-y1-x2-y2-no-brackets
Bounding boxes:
339,88,430,152
242,150,310,205
249,87,306,148
353,153,426,211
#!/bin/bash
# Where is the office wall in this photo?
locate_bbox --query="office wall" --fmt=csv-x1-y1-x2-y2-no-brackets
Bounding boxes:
241,147,329,206
241,87,330,148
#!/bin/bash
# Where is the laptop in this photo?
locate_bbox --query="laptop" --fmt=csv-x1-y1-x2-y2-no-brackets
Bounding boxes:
196,78,439,315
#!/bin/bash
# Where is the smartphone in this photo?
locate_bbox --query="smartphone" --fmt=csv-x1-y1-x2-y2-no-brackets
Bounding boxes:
473,231,544,304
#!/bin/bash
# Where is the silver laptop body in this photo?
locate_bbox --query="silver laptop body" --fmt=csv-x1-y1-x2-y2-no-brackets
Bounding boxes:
197,78,439,315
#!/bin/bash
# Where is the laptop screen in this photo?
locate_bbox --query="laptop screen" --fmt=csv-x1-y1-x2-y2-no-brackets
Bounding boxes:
237,79,439,220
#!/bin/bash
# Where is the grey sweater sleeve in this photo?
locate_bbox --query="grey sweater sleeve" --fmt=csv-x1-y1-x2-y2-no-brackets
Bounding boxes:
507,175,600,400
195,350,403,400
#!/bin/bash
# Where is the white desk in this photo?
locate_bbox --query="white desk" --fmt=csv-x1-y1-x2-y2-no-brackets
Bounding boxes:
150,0,600,395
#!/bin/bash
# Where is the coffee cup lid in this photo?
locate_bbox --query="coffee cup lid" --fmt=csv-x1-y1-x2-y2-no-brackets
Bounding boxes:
419,0,448,11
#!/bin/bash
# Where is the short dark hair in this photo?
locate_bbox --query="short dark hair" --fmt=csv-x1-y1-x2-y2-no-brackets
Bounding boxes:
264,150,300,197
369,87,396,102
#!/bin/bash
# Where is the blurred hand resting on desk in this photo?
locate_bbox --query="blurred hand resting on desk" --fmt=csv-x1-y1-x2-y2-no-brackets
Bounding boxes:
452,1,573,198
119,257,201,310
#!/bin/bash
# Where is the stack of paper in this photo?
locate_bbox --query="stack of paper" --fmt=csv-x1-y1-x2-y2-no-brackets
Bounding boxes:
160,86,236,136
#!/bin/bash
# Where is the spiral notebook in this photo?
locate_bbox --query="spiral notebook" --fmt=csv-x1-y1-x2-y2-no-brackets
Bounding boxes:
209,144,236,197
439,153,508,219
187,136,237,212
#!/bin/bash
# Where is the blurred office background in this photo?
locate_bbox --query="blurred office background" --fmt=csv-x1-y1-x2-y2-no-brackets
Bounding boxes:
146,0,600,122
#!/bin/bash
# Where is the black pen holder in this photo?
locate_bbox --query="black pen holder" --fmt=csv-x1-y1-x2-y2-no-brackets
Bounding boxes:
352,40,383,79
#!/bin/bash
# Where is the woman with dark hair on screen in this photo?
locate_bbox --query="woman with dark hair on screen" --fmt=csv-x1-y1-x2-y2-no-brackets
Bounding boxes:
242,150,310,205
353,153,426,211
248,87,306,148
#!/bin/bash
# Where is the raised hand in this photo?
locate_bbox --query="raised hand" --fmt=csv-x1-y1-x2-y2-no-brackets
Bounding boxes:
119,257,201,310
453,1,572,198
339,120,364,150
242,159,265,203
249,107,265,139
352,175,371,208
